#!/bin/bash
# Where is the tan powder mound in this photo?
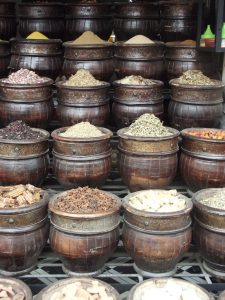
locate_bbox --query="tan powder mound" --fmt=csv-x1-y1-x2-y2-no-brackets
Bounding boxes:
72,31,105,45
125,35,155,44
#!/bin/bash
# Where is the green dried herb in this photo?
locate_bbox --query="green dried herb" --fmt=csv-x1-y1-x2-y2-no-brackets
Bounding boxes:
175,70,215,85
199,189,225,210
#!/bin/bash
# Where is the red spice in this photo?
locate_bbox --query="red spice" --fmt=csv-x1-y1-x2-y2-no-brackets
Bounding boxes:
188,130,225,140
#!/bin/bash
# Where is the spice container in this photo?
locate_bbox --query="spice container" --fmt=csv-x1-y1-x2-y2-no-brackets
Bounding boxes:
180,128,225,193
9,39,62,80
123,190,192,276
112,77,164,128
193,188,225,279
0,121,50,186
168,71,224,130
115,40,165,80
118,114,179,192
0,70,53,128
51,124,112,188
0,185,49,276
36,278,120,300
0,41,10,79
0,2,16,40
0,278,32,300
49,187,121,276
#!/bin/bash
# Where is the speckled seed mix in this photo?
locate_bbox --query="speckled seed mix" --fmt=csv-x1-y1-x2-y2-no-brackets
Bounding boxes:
59,122,104,138
175,70,215,85
199,189,225,210
63,69,105,87
2,69,48,84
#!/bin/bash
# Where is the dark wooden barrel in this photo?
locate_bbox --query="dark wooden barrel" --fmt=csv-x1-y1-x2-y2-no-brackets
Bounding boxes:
0,278,32,300
49,191,121,276
122,192,192,276
115,42,165,80
117,127,179,192
0,129,50,186
0,78,54,129
63,42,114,81
9,39,62,80
0,2,16,40
65,3,113,41
0,41,10,79
18,3,64,39
160,1,198,42
193,188,225,278
165,42,219,82
168,80,224,130
114,2,160,41
112,79,164,128
180,128,225,192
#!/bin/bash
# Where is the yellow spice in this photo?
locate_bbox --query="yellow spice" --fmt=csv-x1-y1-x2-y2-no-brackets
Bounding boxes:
26,31,49,40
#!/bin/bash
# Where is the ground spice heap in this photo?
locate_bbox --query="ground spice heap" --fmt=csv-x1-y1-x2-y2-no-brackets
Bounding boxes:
188,129,225,140
72,31,105,45
59,122,104,138
126,114,172,137
117,75,155,85
63,69,105,86
55,187,118,214
199,189,225,210
175,70,215,85
0,120,45,140
0,283,25,300
26,31,48,39
179,39,196,46
2,69,47,84
125,35,155,44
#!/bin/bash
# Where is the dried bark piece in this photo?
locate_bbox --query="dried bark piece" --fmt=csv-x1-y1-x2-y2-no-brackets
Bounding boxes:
22,191,34,204
0,291,8,298
5,186,25,198
13,292,25,300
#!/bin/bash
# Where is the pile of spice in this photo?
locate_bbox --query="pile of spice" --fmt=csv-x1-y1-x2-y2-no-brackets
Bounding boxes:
137,279,202,300
26,31,48,39
2,69,47,84
0,184,43,208
116,75,155,85
72,31,105,45
59,122,104,138
175,70,215,85
199,189,225,210
63,69,105,86
54,187,118,214
128,190,186,212
0,283,25,300
179,39,196,46
49,280,113,300
188,129,225,140
125,35,154,44
125,114,172,137
0,120,45,140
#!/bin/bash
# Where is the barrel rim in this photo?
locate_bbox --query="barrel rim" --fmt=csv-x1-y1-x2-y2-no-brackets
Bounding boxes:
51,126,113,142
181,128,225,144
0,278,32,300
113,79,164,88
0,40,10,45
63,41,113,48
165,41,196,48
19,2,64,7
0,128,50,144
0,77,54,88
170,78,224,89
114,1,159,6
56,80,110,90
115,41,165,47
10,38,62,44
65,2,113,6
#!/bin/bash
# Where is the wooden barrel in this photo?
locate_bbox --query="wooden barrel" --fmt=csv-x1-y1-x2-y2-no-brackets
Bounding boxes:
114,2,160,41
18,3,64,39
193,188,225,279
0,2,16,40
115,42,165,80
117,127,179,192
160,1,198,42
63,42,114,81
112,79,164,128
0,41,10,79
122,192,192,276
9,39,62,80
180,128,225,192
65,3,113,41
168,80,224,130
49,190,121,276
0,78,54,129
0,129,50,186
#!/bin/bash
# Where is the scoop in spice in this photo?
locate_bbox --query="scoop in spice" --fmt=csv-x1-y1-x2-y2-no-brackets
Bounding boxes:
63,69,105,87
2,69,48,84
72,31,105,45
116,75,155,85
175,70,215,85
125,35,155,44
59,122,104,138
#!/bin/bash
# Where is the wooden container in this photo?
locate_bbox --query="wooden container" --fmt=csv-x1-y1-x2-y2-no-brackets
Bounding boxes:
122,191,192,276
36,278,120,300
165,42,219,82
0,78,53,129
180,128,225,192
115,42,165,80
49,190,121,276
117,127,179,192
168,79,224,130
56,81,110,126
0,129,50,186
0,278,32,299
193,188,225,279
18,3,64,39
0,2,16,40
0,192,49,276
128,278,211,300
51,127,112,188
65,3,113,41
9,39,62,80
114,2,160,41
112,79,164,128
63,42,114,81
0,41,10,78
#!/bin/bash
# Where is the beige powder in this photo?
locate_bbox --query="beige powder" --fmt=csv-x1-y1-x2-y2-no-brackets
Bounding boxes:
125,35,155,44
72,31,105,45
59,122,104,138
63,69,104,87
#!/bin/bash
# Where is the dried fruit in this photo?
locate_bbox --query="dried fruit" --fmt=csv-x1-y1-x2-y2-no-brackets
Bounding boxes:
0,284,25,300
188,129,225,140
